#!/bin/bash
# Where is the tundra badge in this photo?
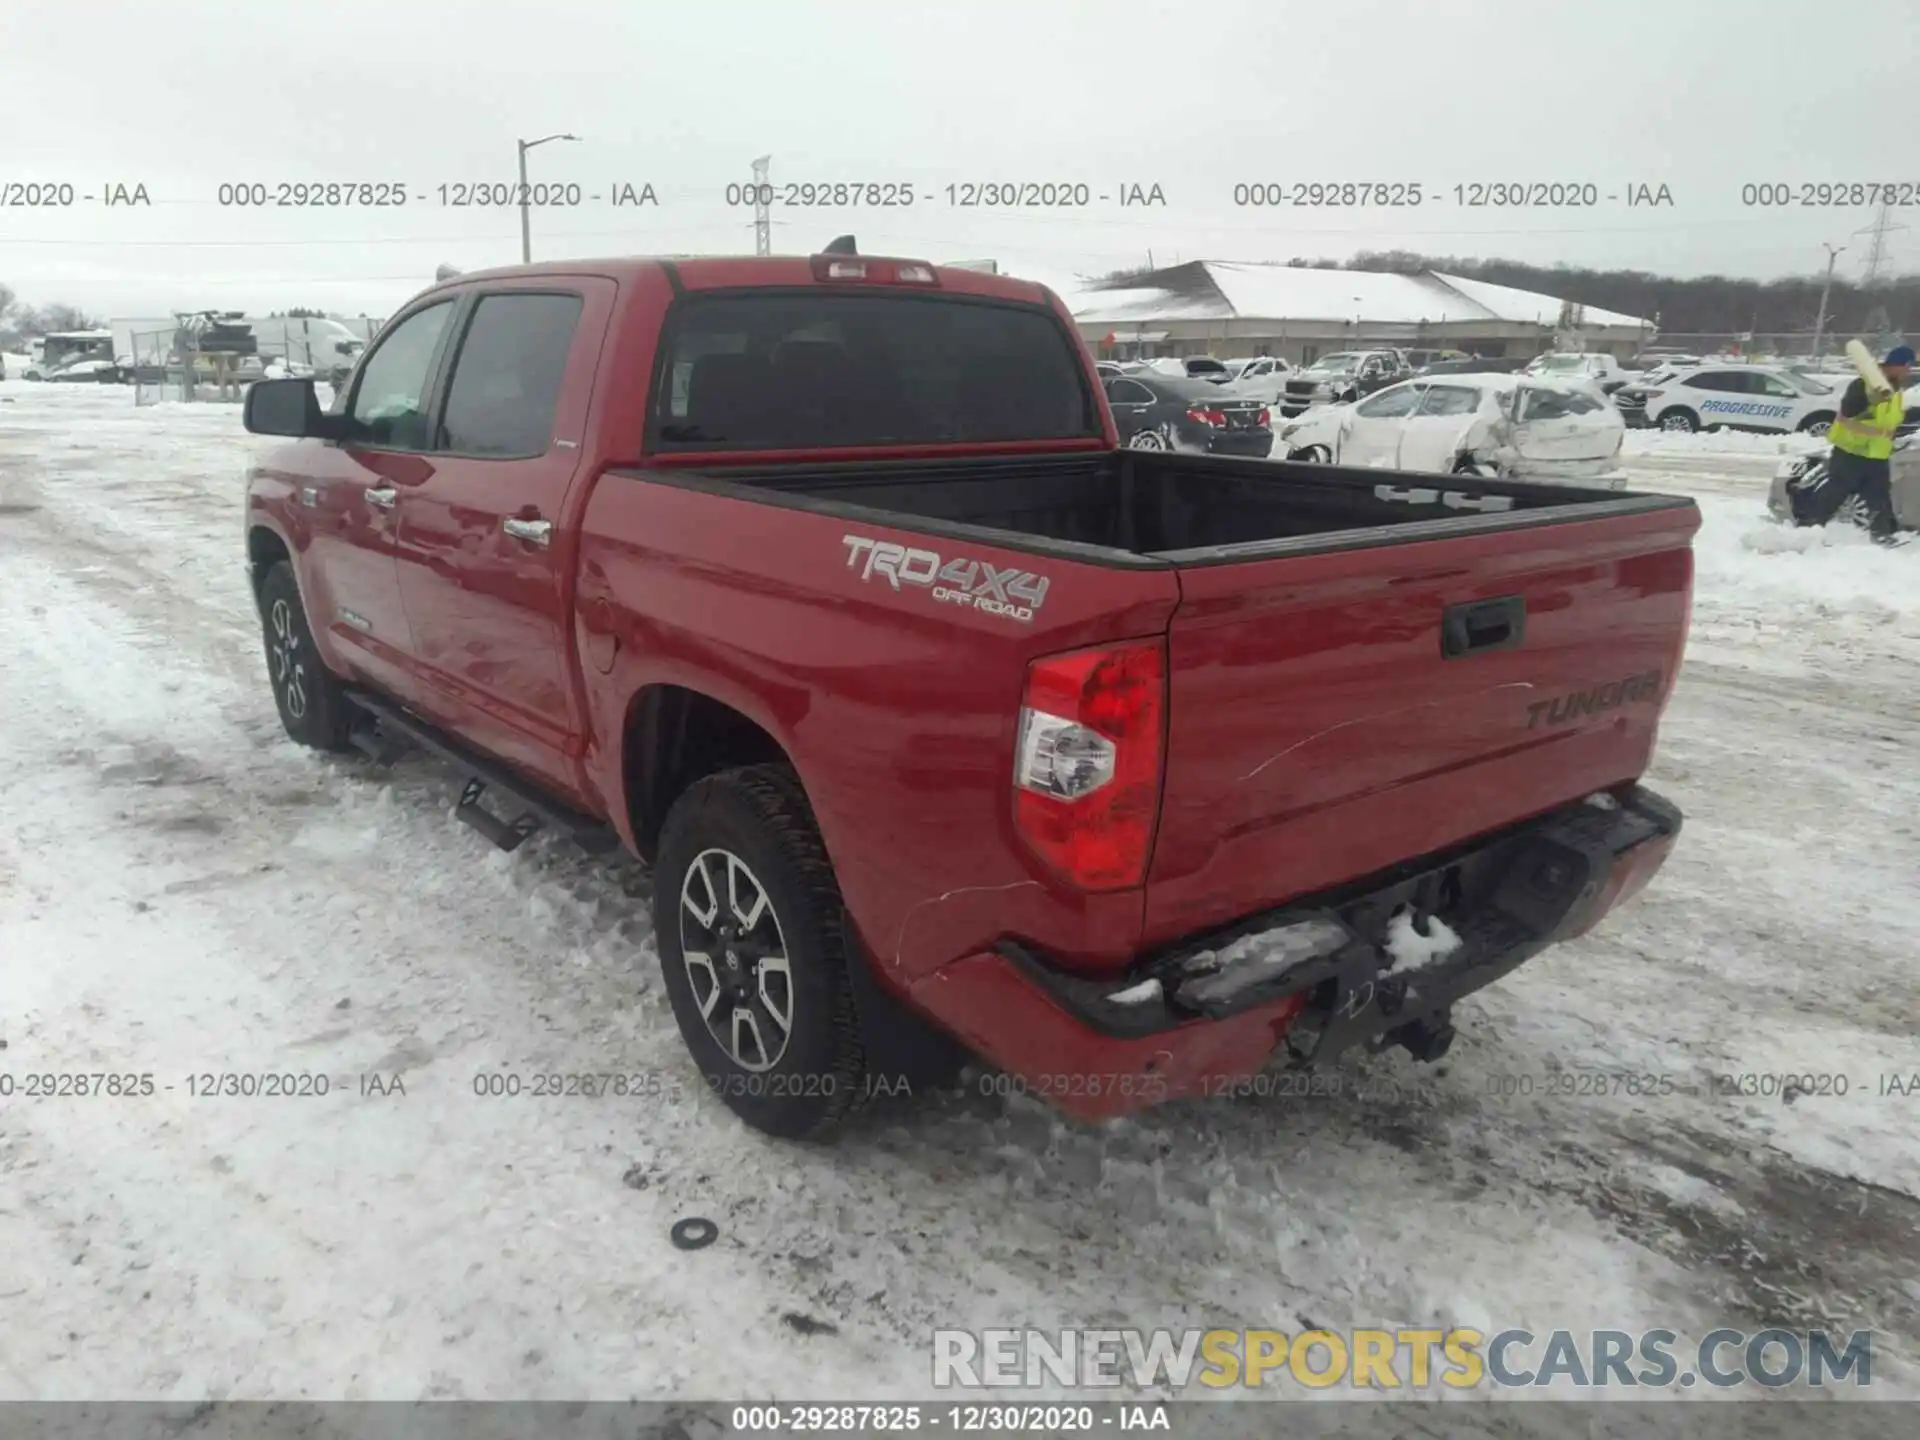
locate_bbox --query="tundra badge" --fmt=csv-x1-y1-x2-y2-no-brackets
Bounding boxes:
1527,670,1663,729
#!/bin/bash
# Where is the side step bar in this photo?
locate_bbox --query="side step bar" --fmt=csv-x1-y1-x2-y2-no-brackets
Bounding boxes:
343,690,619,856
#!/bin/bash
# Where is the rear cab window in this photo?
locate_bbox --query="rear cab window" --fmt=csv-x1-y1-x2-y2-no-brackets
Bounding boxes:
650,291,1098,451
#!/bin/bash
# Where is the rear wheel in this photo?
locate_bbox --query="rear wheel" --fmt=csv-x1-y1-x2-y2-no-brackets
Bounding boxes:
654,765,867,1139
1126,428,1168,451
1798,411,1835,434
1658,408,1698,433
257,562,352,751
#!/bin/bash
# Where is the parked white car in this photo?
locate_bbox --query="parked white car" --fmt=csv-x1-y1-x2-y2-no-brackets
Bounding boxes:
1524,352,1632,395
1612,362,1843,434
1221,356,1292,381
1219,355,1296,404
1276,374,1627,485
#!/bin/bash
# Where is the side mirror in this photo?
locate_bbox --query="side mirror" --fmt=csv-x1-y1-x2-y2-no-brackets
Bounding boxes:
243,377,338,438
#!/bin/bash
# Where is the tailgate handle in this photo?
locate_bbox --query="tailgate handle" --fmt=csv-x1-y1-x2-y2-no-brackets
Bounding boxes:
1442,596,1526,658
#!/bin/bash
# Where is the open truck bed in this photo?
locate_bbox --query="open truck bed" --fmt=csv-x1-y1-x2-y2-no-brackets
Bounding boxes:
624,448,1696,946
650,449,1690,563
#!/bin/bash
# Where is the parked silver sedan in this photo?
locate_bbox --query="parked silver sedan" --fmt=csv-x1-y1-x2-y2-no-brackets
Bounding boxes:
1770,435,1920,533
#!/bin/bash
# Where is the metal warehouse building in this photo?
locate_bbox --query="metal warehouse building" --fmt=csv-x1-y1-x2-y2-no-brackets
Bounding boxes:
1066,261,1654,365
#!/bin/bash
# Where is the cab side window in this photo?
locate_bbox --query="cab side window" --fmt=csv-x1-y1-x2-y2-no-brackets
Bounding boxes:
438,293,585,458
347,302,455,450
1106,379,1153,405
1687,370,1741,393
1417,384,1481,417
1356,384,1423,418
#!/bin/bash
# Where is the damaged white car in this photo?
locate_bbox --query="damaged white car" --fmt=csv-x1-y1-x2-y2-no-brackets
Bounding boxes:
1276,374,1627,486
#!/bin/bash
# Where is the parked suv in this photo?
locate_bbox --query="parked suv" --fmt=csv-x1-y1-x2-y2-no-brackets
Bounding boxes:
241,248,1693,1139
1613,363,1841,433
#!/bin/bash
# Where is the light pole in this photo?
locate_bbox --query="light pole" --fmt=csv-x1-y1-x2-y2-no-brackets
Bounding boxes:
517,133,580,263
1811,242,1845,356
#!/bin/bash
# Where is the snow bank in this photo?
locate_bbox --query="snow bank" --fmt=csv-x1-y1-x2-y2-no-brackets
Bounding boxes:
1693,495,1920,622
1622,428,1822,458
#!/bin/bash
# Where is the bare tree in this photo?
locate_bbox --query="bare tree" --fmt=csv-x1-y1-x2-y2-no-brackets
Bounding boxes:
28,302,104,333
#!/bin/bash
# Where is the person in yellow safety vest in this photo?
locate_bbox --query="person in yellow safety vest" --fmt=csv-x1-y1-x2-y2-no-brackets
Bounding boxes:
1824,343,1911,542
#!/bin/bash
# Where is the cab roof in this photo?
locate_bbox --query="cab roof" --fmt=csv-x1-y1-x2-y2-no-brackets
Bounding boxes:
418,254,1060,307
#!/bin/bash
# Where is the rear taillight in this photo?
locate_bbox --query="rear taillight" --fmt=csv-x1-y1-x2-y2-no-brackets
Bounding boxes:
1013,640,1167,891
1185,407,1227,427
1256,406,1271,427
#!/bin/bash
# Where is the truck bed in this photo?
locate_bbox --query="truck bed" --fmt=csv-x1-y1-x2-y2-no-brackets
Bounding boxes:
601,447,1696,954
658,450,1687,563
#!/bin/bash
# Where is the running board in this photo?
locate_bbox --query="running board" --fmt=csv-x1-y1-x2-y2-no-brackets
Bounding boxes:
343,690,620,856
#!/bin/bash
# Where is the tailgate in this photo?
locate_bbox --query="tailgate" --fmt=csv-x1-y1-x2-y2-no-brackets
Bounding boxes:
1142,502,1697,945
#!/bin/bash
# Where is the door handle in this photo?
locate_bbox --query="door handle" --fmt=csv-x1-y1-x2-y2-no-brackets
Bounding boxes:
364,486,397,509
503,517,552,546
1441,595,1526,658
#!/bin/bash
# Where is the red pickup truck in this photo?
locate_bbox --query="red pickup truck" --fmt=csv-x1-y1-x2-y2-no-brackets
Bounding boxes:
242,245,1695,1138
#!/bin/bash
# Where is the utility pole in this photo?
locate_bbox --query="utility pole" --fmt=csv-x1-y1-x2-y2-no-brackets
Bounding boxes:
752,156,772,256
1855,200,1902,286
1811,242,1845,356
517,132,580,263
1854,200,1908,339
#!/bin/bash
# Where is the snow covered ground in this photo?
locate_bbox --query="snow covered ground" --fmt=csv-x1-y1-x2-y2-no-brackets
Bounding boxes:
2,385,1917,1407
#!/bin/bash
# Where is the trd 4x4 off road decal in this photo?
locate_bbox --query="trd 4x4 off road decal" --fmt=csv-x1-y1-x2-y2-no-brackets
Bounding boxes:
841,534,1051,624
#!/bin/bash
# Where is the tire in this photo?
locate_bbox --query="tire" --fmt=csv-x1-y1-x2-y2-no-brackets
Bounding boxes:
1126,428,1168,451
1798,412,1835,434
256,562,353,751
654,765,867,1139
1289,444,1331,463
1658,408,1698,433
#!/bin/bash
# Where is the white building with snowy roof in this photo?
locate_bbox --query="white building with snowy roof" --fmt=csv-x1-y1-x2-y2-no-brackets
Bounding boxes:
1062,260,1654,364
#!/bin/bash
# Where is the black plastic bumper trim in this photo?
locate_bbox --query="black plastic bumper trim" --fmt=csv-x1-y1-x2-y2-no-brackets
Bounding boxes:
995,785,1681,1056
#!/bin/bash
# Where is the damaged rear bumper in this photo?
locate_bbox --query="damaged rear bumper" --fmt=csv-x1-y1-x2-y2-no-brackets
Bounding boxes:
907,785,1681,1121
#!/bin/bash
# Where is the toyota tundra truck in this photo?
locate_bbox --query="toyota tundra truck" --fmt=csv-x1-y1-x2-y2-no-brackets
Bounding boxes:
241,244,1695,1139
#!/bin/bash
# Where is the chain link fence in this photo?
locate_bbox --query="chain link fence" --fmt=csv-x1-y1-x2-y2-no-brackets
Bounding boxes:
132,328,354,406
1650,330,1912,360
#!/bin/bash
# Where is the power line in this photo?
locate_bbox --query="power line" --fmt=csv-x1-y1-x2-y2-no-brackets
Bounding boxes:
0,212,1849,249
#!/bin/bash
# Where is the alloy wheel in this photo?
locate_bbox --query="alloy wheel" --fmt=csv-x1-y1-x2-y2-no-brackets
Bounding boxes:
269,598,308,720
679,848,793,1072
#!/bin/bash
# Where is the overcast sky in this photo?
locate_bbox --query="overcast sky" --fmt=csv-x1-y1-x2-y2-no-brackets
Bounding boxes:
4,0,1917,319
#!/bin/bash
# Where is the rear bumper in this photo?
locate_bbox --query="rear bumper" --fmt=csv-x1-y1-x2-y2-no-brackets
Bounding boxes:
907,786,1681,1121
1205,430,1275,458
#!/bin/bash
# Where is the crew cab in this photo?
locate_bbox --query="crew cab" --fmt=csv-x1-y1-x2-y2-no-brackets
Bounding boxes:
1278,350,1412,416
242,246,1695,1139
